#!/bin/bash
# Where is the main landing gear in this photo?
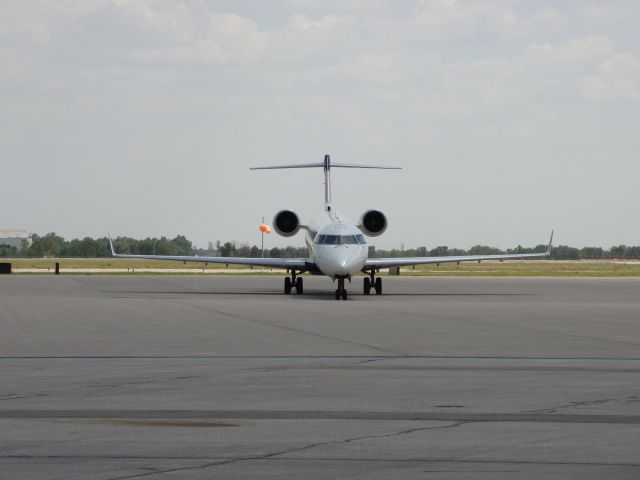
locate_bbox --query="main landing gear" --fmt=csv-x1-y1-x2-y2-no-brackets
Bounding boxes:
335,277,348,301
363,270,382,295
284,271,303,295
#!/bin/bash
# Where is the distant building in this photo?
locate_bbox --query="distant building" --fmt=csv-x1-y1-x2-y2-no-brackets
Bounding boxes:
0,230,32,250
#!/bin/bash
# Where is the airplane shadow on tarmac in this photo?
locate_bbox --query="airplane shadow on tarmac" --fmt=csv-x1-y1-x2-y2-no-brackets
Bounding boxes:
108,290,533,300
290,292,533,300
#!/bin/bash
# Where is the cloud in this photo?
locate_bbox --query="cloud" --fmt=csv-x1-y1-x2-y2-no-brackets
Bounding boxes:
287,13,353,33
285,0,391,12
583,53,640,101
441,36,615,108
576,4,639,28
524,7,567,34
0,2,50,46
137,13,268,65
44,2,269,66
410,0,515,40
113,0,192,40
292,53,403,88
408,0,567,41
267,13,358,66
524,35,613,65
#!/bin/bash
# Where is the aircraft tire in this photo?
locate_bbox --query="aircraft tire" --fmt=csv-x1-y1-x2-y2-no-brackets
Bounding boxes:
375,277,382,295
335,289,341,300
341,289,348,300
363,277,371,295
284,277,292,294
295,277,303,294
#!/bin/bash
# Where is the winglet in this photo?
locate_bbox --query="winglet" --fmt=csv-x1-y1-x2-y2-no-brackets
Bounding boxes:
108,234,117,256
546,230,554,256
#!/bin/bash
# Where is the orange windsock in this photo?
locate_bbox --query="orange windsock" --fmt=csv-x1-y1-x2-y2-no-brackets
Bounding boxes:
259,224,272,234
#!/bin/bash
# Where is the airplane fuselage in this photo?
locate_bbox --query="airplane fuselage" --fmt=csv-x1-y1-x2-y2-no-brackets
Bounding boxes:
304,218,368,279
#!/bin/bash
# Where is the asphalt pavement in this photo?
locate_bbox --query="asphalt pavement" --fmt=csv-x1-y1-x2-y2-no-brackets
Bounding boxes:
1,275,639,479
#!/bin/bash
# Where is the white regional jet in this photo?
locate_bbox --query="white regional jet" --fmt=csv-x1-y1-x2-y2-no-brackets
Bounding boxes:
110,155,552,300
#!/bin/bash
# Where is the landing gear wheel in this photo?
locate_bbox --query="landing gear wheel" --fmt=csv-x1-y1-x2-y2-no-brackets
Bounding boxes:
374,277,382,295
295,276,303,294
284,277,292,295
336,278,348,300
363,277,371,295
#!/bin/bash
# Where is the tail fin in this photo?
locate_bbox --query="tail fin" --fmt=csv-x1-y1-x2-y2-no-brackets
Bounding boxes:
251,154,401,211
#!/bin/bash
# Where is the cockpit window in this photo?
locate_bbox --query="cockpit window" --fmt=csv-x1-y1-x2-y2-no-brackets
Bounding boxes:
324,235,340,245
315,234,367,245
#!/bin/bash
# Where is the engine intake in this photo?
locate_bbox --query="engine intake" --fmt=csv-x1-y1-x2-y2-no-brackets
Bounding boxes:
359,209,387,237
273,210,300,237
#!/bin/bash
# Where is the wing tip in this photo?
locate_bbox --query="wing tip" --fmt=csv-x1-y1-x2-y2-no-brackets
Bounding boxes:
108,234,116,256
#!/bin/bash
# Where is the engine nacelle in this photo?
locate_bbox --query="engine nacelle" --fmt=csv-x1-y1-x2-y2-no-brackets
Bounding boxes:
273,210,301,237
359,209,387,237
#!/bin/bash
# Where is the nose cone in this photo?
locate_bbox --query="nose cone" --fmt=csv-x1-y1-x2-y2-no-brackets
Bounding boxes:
315,245,366,276
326,256,350,275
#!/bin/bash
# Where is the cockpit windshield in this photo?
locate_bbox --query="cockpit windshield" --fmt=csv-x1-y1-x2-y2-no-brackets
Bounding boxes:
315,234,367,245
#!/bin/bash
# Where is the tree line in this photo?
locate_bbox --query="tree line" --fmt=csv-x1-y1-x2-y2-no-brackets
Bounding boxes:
1,233,639,260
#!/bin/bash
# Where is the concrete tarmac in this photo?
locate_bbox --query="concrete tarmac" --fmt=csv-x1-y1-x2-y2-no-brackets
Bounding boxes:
1,275,639,479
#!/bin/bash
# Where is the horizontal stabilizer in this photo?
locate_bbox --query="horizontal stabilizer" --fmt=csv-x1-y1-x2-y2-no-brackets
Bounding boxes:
250,162,401,170
331,163,401,170
251,154,401,211
250,163,325,170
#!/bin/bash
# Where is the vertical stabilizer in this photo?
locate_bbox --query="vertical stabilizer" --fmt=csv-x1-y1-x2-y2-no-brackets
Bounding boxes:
323,154,332,212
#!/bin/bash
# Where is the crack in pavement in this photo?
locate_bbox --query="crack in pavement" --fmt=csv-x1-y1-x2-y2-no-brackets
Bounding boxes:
0,376,208,402
172,300,408,357
524,398,622,415
0,393,48,402
103,422,466,480
82,375,206,389
354,302,640,349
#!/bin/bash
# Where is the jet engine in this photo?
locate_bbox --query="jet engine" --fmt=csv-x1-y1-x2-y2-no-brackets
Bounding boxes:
359,209,387,237
273,209,301,237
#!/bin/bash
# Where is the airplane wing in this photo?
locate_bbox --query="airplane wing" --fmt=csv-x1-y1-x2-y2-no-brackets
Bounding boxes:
366,232,553,270
108,238,310,270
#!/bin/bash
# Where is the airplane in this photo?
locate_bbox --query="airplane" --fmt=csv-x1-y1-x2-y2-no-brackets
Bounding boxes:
109,154,553,300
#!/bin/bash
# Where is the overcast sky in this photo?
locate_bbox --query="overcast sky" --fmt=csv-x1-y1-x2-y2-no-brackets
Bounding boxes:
2,0,639,250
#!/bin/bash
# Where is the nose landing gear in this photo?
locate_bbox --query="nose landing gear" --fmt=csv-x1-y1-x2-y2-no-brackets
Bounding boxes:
284,270,304,295
335,277,348,300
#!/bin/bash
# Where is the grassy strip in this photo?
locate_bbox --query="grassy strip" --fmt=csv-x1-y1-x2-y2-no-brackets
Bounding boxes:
405,260,640,277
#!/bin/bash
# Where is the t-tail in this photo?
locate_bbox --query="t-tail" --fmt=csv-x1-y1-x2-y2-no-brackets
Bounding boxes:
250,154,401,212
